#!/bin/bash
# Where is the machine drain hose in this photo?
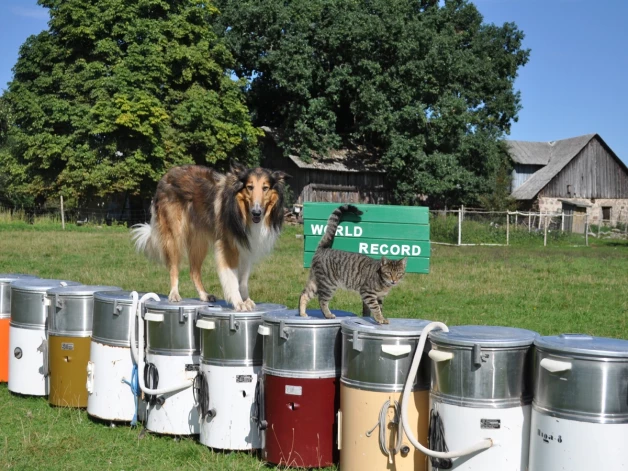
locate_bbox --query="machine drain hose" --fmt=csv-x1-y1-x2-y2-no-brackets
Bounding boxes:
121,364,141,426
144,362,159,405
252,376,267,430
400,321,493,459
193,372,211,419
366,399,403,464
429,410,453,469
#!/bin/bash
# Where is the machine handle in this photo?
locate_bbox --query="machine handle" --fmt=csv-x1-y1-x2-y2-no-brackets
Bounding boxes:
540,358,573,373
144,312,164,322
429,349,454,362
381,344,412,357
86,361,94,393
196,319,216,330
337,410,342,450
258,325,271,336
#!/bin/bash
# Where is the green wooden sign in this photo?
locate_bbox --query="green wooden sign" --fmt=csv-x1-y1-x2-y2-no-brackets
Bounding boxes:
302,202,430,274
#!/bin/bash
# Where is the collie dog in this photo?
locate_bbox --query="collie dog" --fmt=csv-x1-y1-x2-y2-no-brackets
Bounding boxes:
131,163,289,311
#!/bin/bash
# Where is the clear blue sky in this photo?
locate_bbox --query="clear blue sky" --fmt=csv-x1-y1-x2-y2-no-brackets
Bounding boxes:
1,0,627,164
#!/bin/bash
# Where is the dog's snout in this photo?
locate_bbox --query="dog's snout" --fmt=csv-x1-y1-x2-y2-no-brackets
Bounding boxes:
252,209,262,217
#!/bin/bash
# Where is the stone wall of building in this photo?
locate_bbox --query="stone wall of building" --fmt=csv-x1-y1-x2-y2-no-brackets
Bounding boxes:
537,197,628,224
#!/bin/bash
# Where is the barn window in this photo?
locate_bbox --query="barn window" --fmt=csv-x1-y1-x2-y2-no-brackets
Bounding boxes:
601,207,611,221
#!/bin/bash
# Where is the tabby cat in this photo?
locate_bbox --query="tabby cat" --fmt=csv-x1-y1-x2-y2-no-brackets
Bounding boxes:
299,204,407,324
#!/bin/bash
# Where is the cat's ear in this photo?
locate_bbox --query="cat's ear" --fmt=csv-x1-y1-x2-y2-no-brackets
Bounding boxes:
380,256,388,264
399,257,408,268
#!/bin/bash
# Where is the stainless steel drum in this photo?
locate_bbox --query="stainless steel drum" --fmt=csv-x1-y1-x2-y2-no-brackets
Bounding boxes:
0,274,38,317
8,279,81,396
47,285,122,337
92,291,165,347
196,303,287,450
10,279,80,330
428,325,539,471
260,308,356,379
260,309,356,468
529,334,628,470
339,318,432,471
197,303,287,367
143,298,210,355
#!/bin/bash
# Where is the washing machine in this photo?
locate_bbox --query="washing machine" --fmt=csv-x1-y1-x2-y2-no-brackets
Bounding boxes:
339,317,433,471
428,325,538,470
0,274,38,382
258,308,356,468
529,334,628,470
196,302,286,450
8,278,80,396
47,284,122,407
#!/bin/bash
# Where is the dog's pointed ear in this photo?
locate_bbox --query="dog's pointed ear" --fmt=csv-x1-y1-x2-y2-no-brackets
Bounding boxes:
271,170,291,188
230,160,248,177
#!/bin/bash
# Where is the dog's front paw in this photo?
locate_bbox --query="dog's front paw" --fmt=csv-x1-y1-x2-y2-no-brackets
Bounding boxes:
168,290,182,302
199,292,217,303
243,298,256,311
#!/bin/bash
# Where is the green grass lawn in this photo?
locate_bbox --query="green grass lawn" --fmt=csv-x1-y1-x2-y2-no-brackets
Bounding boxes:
0,221,627,470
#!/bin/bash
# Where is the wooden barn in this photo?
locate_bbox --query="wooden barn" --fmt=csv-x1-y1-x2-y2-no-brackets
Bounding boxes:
260,127,390,204
507,134,628,229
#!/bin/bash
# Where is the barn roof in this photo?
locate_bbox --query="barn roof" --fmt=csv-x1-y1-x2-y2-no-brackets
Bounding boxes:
261,126,385,173
508,134,597,200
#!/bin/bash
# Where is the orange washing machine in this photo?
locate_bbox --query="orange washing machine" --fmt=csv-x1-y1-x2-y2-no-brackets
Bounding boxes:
46,285,121,408
338,318,433,471
0,274,39,383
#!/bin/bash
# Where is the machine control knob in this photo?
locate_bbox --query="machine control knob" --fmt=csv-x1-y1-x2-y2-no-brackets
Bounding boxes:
14,347,22,359
156,396,166,406
400,445,411,456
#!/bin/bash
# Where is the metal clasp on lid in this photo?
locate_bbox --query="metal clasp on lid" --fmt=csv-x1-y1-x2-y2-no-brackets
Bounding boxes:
279,320,289,340
352,331,364,352
55,294,64,309
179,307,188,323
472,344,482,367
229,314,239,331
113,300,122,316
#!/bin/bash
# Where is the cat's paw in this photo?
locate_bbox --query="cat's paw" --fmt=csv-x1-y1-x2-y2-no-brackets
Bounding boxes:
375,316,389,324
323,312,336,319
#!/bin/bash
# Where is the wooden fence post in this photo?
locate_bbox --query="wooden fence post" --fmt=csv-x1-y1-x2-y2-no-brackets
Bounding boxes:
506,211,510,246
543,214,548,247
458,207,462,246
585,214,589,246
60,195,65,230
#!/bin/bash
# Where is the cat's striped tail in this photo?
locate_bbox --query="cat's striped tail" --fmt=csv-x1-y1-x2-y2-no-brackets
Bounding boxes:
318,204,363,249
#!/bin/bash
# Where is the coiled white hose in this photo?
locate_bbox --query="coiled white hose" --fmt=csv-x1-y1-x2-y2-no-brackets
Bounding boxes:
400,321,493,459
135,293,193,396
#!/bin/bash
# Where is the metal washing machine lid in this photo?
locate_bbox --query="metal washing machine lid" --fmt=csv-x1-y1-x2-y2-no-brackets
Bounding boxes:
430,325,539,348
0,273,39,284
535,333,628,359
10,278,81,293
262,308,356,326
341,317,432,338
198,302,286,320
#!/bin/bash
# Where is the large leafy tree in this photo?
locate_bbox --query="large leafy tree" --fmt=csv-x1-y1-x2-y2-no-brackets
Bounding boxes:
215,0,529,205
2,0,260,203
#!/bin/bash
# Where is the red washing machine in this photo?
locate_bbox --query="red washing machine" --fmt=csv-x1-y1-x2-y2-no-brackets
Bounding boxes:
258,309,355,468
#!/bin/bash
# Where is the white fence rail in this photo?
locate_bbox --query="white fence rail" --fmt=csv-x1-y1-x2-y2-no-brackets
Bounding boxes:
429,206,628,247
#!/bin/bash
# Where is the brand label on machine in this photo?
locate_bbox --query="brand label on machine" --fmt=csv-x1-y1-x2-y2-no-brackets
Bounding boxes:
285,385,302,396
236,375,253,383
185,364,199,371
61,343,74,351
480,419,501,429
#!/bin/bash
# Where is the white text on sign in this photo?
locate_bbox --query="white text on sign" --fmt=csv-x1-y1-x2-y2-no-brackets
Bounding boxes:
358,243,421,256
310,224,363,237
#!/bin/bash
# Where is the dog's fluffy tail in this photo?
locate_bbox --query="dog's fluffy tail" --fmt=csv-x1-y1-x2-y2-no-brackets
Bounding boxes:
131,216,163,263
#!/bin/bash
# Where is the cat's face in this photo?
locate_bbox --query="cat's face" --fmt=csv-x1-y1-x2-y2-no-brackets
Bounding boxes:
379,257,407,286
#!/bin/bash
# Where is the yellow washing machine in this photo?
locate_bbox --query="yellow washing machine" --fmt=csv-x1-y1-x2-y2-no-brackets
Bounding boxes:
46,285,121,408
339,318,432,471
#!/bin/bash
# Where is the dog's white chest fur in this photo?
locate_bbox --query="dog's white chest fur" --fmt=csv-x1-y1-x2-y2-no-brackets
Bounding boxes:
242,223,279,263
